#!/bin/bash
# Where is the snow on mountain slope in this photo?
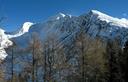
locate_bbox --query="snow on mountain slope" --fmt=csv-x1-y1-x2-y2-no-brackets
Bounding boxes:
0,22,33,60
1,10,128,60
0,29,13,60
91,10,128,28
78,10,128,45
7,22,34,38
56,13,66,20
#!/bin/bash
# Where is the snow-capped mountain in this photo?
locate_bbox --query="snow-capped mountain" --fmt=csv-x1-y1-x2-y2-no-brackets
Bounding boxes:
1,10,128,60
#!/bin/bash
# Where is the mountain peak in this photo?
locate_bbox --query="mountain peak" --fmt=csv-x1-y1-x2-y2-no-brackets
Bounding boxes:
89,10,128,28
55,13,66,20
58,13,66,17
90,10,107,15
22,22,34,33
48,13,72,20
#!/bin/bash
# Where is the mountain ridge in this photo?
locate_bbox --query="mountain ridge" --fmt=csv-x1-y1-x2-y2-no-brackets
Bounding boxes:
1,10,128,60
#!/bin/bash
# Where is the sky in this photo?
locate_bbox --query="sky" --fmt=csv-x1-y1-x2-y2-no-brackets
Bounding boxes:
0,0,128,31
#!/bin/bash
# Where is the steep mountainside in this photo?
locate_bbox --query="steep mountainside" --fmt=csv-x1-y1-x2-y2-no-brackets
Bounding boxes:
0,10,128,60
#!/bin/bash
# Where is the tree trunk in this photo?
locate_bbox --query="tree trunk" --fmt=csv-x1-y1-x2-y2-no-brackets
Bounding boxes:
32,43,35,82
11,47,14,82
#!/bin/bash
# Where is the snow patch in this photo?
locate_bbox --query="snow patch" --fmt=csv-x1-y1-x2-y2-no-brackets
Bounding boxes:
56,17,60,20
56,13,66,20
59,13,66,17
69,14,72,18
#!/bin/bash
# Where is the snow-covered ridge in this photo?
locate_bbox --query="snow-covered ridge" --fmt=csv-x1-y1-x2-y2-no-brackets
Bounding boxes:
91,10,128,28
7,22,34,38
21,22,34,33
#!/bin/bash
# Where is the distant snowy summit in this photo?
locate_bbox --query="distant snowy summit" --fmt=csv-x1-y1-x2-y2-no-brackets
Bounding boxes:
48,12,72,21
1,10,128,60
